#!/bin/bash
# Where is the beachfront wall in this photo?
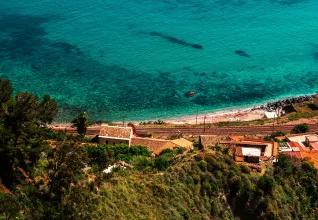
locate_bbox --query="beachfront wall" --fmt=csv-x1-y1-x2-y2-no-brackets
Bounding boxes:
98,137,130,146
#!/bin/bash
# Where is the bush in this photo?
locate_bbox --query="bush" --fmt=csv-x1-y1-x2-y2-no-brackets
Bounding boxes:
292,123,309,134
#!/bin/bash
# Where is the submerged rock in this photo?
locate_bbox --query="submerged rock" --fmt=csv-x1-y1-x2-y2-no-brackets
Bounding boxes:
184,91,196,98
235,50,250,58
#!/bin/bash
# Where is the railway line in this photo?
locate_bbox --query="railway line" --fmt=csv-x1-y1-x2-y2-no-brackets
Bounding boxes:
54,124,318,136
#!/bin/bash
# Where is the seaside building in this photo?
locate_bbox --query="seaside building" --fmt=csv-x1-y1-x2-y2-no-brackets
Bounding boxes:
199,135,277,163
98,126,133,146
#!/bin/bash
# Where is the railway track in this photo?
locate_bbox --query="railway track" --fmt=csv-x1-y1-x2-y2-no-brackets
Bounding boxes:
55,124,318,136
137,124,318,135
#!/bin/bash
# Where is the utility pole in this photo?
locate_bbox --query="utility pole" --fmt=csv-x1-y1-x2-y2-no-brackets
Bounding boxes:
272,114,275,132
196,108,198,126
203,115,207,133
123,117,125,127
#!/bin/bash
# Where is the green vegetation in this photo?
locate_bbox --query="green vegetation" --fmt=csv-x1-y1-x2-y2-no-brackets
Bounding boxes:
71,112,89,136
264,131,287,141
217,119,267,127
292,123,309,134
1,77,318,219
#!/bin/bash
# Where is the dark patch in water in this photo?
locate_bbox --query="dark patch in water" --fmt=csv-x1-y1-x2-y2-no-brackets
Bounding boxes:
73,68,83,73
50,42,82,55
183,67,192,71
270,0,307,5
31,64,41,70
149,31,203,50
191,95,208,105
313,51,318,61
235,50,250,58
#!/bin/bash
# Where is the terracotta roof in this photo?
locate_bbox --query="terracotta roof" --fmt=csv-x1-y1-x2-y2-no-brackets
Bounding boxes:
131,137,177,155
99,126,132,139
281,151,302,159
170,138,193,149
199,135,222,149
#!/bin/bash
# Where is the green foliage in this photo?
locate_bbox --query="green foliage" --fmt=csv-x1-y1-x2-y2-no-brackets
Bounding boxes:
0,77,58,187
84,144,152,169
71,112,88,135
48,139,89,199
292,123,309,134
264,130,286,141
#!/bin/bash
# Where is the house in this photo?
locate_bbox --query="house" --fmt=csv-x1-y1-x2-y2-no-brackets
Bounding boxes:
131,137,178,156
199,135,276,157
98,126,133,146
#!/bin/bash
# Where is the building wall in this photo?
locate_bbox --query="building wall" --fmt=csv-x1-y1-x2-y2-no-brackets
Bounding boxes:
98,137,129,146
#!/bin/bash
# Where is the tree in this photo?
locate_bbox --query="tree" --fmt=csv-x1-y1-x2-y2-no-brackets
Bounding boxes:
292,123,309,134
48,139,88,199
71,112,88,136
0,78,58,187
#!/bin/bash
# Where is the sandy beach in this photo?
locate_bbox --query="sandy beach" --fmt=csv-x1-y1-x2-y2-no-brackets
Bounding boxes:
164,108,266,125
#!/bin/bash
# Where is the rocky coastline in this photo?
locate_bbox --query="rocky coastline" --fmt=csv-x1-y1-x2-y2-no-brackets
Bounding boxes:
260,95,314,112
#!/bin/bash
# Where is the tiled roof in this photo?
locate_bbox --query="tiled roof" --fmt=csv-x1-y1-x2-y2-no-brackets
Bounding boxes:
131,137,177,155
281,151,302,159
170,138,193,149
99,126,132,139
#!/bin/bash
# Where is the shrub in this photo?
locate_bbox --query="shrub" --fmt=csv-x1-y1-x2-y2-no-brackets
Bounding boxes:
198,160,207,171
292,123,309,134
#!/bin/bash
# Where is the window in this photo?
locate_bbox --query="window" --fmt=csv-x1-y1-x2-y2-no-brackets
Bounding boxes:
106,140,108,145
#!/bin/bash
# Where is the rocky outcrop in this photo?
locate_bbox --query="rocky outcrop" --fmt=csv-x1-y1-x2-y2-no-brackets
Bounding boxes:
260,95,314,112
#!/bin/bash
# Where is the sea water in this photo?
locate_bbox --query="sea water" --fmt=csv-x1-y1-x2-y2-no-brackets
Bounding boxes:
0,0,317,121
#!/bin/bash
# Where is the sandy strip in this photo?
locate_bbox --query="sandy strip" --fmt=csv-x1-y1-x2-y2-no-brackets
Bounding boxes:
164,108,266,125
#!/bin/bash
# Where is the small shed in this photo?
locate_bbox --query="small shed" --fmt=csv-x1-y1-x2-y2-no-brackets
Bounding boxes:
264,111,277,119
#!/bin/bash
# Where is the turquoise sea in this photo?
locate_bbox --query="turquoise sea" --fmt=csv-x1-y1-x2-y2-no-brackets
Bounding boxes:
0,0,318,121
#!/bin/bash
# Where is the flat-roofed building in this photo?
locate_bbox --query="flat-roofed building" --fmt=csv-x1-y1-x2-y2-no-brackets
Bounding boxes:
306,135,318,143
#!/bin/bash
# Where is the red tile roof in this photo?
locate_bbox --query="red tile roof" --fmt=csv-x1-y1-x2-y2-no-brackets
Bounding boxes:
99,126,132,139
281,151,302,159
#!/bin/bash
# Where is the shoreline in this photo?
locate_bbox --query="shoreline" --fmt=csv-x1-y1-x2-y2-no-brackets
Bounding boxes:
50,94,315,127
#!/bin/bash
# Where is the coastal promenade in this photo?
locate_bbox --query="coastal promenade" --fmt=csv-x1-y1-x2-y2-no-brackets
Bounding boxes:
53,124,318,136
